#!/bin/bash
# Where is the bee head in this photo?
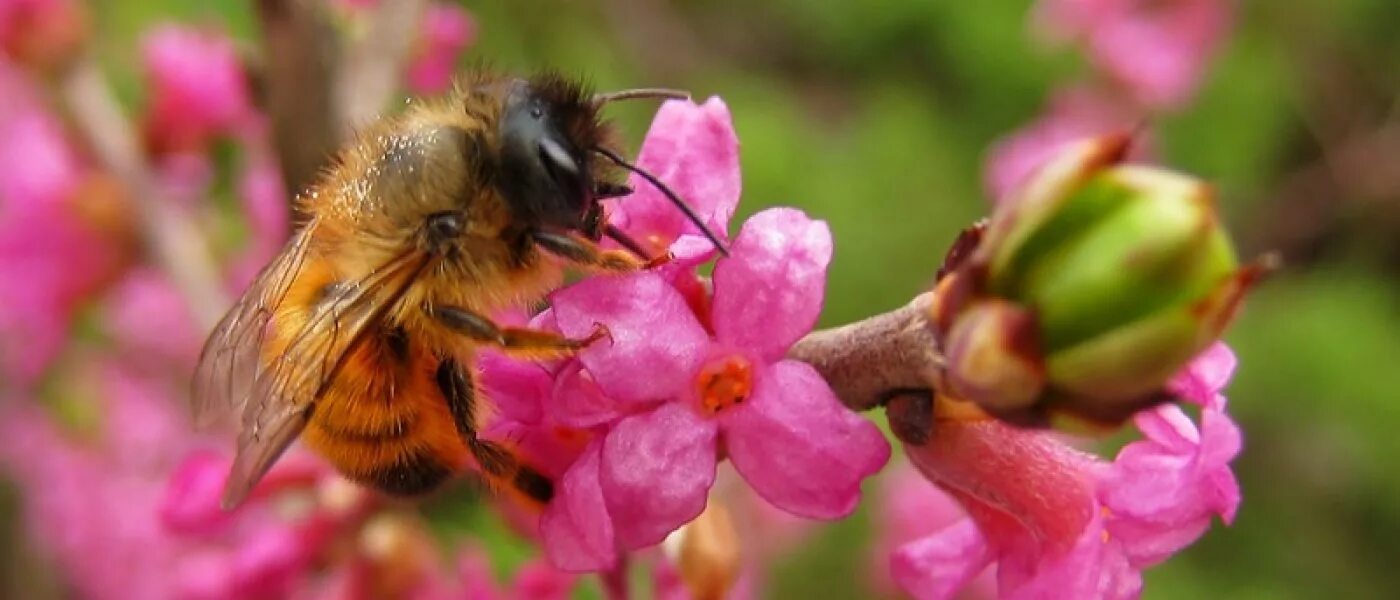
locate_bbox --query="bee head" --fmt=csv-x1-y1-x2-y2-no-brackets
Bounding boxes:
495,74,606,233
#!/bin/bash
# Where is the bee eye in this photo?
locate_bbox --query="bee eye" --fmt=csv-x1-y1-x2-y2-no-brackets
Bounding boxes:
427,211,464,242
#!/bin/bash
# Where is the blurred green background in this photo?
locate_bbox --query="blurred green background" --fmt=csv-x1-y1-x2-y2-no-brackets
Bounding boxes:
25,0,1400,598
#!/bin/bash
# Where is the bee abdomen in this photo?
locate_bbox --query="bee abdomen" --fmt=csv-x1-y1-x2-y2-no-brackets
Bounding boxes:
356,448,454,496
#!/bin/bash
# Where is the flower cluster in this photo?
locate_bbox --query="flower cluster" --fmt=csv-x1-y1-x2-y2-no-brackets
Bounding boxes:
0,3,553,598
891,345,1241,599
477,98,891,579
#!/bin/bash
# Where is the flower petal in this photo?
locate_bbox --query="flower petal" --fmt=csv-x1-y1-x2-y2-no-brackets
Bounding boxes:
905,417,1097,556
723,360,889,518
553,272,709,405
1101,403,1242,565
997,508,1143,600
712,209,832,362
890,520,994,600
478,351,550,425
550,361,629,428
614,97,740,246
539,441,617,572
1168,342,1236,407
600,403,718,548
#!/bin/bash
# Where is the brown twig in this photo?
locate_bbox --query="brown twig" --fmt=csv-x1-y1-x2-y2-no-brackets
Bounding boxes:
788,293,944,412
60,59,228,330
254,0,429,202
254,0,341,201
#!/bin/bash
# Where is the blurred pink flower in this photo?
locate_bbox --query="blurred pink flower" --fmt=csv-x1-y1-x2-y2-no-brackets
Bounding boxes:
229,143,292,286
0,0,85,69
607,97,741,265
103,269,201,367
0,66,124,385
872,462,993,598
1034,0,1231,109
538,207,890,571
983,85,1147,202
141,24,255,153
892,347,1241,599
405,3,476,94
459,548,577,600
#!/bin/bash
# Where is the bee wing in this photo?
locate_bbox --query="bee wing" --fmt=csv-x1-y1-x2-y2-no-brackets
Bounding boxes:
193,220,321,430
218,244,433,508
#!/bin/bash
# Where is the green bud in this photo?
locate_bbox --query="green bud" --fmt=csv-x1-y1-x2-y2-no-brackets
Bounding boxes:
934,133,1266,428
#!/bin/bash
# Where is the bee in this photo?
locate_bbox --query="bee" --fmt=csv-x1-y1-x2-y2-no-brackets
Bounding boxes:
193,70,727,509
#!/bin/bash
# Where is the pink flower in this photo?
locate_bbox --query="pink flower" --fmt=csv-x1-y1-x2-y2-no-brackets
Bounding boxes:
228,143,292,287
872,463,993,598
0,0,85,70
405,3,476,94
103,269,201,368
892,346,1241,599
1034,0,1231,109
538,207,891,571
983,85,1148,202
0,73,124,385
141,24,255,153
607,97,741,265
459,548,577,600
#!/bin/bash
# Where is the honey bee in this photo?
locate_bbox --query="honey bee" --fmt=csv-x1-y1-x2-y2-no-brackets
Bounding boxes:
193,70,726,509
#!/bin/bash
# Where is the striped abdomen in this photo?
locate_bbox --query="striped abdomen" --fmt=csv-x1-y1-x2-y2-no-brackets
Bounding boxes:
300,326,553,503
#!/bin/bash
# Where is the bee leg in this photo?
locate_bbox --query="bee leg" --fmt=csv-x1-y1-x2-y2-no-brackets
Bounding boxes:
531,230,656,272
427,305,609,358
437,357,554,504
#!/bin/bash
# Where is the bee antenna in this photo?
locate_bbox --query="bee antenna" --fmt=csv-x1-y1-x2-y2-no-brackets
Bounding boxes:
591,88,690,107
591,146,729,256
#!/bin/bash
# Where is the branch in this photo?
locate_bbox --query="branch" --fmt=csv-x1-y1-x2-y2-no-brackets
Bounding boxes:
788,293,943,412
254,0,341,199
61,59,228,330
335,0,427,129
254,0,427,200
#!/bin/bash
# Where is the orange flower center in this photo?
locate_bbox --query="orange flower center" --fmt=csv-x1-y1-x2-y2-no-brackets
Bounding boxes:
695,355,754,414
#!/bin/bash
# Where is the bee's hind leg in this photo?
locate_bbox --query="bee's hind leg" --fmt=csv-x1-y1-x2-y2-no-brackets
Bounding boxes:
426,304,608,358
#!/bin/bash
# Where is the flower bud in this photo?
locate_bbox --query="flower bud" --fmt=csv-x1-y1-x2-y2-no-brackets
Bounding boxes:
933,133,1266,428
663,499,741,600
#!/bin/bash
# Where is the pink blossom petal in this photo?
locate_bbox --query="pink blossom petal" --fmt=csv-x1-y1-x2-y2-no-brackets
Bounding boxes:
160,451,236,535
723,360,889,518
1168,342,1236,407
996,509,1142,600
1102,404,1242,564
511,559,577,599
712,208,832,362
984,85,1147,202
600,403,718,548
104,269,200,365
141,25,254,150
904,419,1097,556
891,520,994,600
553,272,709,405
230,525,314,597
551,361,627,428
405,4,477,94
612,97,740,247
539,440,617,572
479,352,549,425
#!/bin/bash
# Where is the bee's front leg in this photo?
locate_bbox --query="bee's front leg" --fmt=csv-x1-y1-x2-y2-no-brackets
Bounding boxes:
426,304,608,358
531,230,669,272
